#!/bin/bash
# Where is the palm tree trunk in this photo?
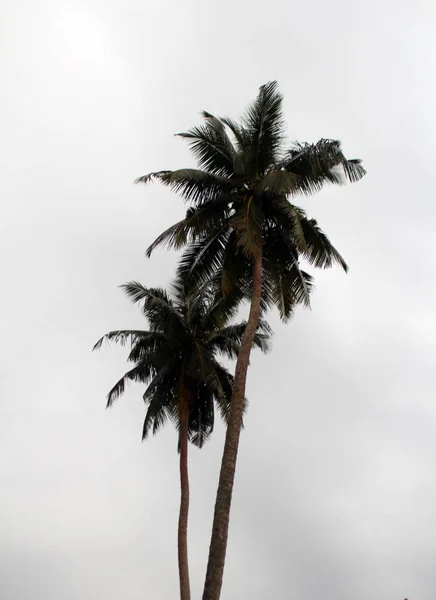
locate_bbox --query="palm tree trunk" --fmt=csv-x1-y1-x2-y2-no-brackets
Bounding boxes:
202,246,263,600
178,396,191,600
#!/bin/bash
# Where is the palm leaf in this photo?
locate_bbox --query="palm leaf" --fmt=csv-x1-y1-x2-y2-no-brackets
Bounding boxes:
134,170,172,185
127,335,175,364
93,329,151,351
122,283,185,335
177,122,235,177
280,139,366,193
176,226,231,287
142,387,172,439
241,81,285,176
200,112,244,175
230,197,263,256
220,116,250,152
189,382,215,448
298,216,348,271
107,363,155,407
255,170,299,195
145,218,189,258
145,196,231,258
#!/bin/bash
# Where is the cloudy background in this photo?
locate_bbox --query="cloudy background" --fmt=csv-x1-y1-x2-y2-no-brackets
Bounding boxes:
1,0,435,598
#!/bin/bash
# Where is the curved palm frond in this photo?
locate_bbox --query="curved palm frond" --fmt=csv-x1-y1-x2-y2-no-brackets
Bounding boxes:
206,360,248,428
280,139,366,193
107,363,156,407
268,196,308,252
142,384,175,439
141,169,236,204
122,283,185,336
230,197,264,256
253,319,273,352
207,321,272,359
176,226,231,288
145,196,231,258
220,116,250,153
255,170,299,195
241,81,285,176
188,382,215,448
127,337,178,365
93,329,151,351
134,170,172,185
262,227,313,318
200,287,242,331
218,232,252,298
144,218,189,258
177,122,235,177
200,112,244,175
298,215,348,271
206,359,235,422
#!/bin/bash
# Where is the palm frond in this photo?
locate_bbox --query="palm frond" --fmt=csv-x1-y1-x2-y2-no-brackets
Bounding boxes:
134,170,172,185
93,329,150,351
264,260,313,321
189,383,215,448
279,139,366,194
218,232,252,298
145,196,232,258
252,318,273,353
155,169,237,204
107,363,155,407
262,228,313,318
190,428,212,448
207,324,245,359
207,360,248,426
241,81,285,176
342,158,366,183
145,219,189,258
176,226,231,288
220,116,251,156
255,170,299,195
207,360,234,420
299,215,348,271
201,285,242,331
127,335,174,364
233,196,263,256
268,198,308,253
200,112,244,175
122,281,162,305
122,283,185,335
142,386,173,440
177,121,235,177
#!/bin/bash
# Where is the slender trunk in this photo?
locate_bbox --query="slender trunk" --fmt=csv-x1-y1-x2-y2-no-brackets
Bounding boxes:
178,396,191,600
202,246,263,600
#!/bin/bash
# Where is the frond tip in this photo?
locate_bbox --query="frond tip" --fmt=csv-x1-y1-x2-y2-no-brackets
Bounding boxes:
134,171,172,185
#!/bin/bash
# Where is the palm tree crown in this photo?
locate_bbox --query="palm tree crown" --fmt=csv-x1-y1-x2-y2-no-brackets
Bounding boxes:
138,81,366,319
93,278,270,446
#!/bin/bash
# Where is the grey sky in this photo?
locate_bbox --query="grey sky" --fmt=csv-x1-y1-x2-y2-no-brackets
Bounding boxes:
1,0,435,598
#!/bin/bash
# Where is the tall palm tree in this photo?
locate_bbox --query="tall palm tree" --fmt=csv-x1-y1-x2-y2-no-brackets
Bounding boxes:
136,81,366,599
93,278,270,600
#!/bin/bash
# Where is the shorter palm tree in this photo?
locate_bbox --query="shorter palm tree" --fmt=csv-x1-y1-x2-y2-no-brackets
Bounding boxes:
93,277,270,600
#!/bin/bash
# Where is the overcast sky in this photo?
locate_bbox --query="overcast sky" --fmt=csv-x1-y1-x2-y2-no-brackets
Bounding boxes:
1,0,435,598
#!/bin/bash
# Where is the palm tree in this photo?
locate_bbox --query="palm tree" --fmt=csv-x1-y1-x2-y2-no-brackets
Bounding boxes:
136,81,366,599
93,278,270,600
